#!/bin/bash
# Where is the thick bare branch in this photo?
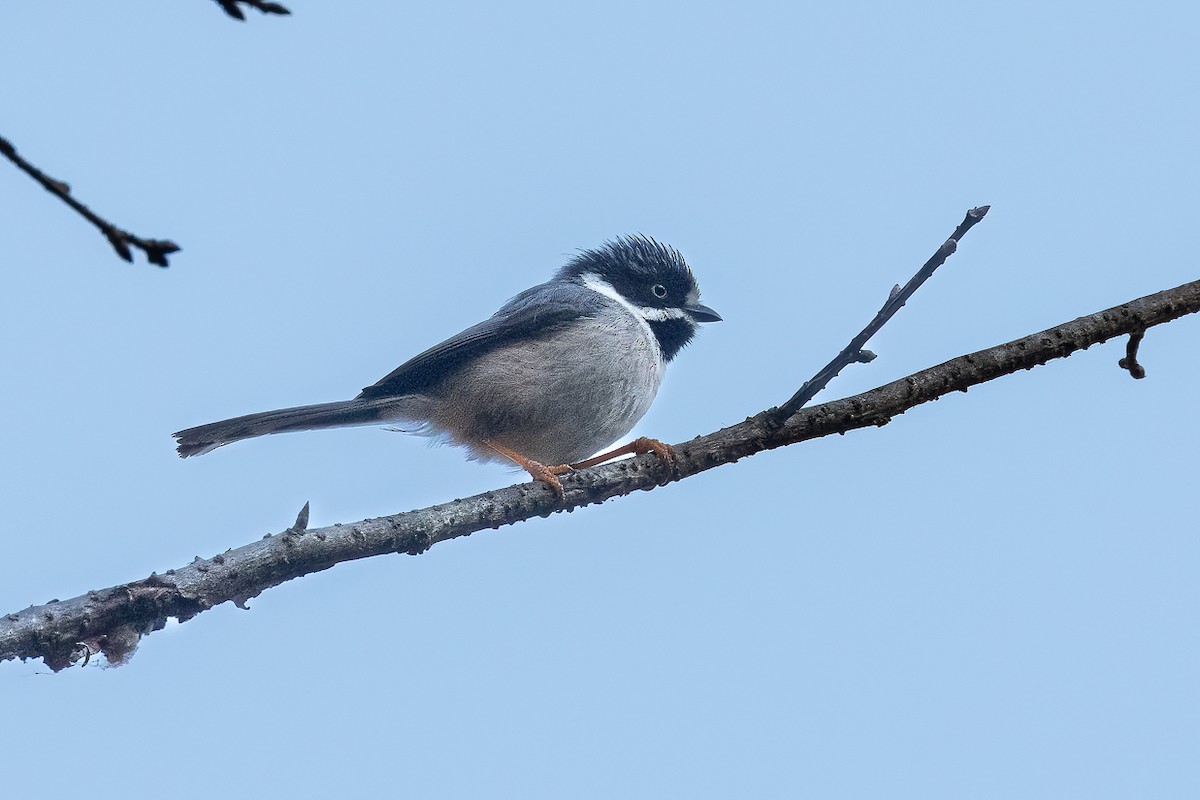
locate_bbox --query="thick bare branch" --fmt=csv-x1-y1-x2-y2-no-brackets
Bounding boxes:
0,135,180,268
4,278,1197,671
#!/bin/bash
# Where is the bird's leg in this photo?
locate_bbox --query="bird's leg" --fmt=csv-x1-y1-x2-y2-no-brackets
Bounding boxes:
569,436,677,473
483,437,677,498
483,439,571,500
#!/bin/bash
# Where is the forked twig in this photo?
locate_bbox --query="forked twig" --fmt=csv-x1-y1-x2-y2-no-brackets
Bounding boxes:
0,135,180,268
775,205,990,419
214,0,292,21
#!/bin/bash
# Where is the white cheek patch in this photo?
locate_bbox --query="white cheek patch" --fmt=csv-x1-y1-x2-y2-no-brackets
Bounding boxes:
638,306,691,322
580,272,644,321
580,273,691,323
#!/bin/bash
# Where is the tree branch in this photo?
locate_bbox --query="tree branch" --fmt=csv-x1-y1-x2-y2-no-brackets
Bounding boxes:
213,0,292,21
776,205,990,419
0,135,180,268
4,277,1198,670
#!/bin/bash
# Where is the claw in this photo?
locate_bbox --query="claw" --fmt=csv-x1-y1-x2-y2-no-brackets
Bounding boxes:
482,436,677,500
570,436,676,474
482,439,569,501
523,461,566,500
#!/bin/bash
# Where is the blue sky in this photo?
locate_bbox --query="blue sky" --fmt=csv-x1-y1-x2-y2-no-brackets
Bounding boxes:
2,2,1197,797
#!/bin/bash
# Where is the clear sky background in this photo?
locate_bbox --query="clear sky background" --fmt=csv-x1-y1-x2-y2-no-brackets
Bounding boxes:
2,2,1197,797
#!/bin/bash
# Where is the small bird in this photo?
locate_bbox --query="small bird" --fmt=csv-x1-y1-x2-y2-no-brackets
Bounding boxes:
174,236,720,496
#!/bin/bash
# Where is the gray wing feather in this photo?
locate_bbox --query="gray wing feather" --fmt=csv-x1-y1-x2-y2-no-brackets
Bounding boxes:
357,281,607,399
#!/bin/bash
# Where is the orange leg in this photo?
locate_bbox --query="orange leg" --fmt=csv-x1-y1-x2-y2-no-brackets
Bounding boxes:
483,440,572,500
569,436,676,472
484,437,677,499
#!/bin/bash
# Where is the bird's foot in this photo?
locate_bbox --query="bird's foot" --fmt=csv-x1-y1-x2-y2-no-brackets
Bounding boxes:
483,437,677,500
570,436,677,475
483,439,571,501
521,459,575,500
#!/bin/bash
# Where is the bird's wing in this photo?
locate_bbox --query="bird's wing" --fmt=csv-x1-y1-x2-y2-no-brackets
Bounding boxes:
357,281,607,398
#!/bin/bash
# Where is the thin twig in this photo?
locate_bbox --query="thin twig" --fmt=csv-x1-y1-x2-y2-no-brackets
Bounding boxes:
3,276,1197,671
0,135,180,268
214,0,292,21
774,205,990,419
1118,330,1147,379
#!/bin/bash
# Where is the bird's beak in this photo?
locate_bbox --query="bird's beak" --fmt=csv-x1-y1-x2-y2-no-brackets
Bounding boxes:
685,302,722,323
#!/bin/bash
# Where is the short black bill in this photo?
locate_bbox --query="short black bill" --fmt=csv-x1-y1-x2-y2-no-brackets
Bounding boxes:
685,303,722,323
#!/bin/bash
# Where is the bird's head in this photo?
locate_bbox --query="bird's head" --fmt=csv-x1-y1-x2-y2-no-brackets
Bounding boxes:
559,235,721,361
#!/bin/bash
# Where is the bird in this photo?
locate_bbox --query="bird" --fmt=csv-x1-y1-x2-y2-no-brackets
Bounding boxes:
174,235,721,497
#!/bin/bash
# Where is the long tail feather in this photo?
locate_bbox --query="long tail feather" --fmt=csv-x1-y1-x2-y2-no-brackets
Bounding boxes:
173,399,395,457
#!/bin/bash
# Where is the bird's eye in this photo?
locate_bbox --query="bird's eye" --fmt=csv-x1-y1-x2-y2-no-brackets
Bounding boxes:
651,283,668,299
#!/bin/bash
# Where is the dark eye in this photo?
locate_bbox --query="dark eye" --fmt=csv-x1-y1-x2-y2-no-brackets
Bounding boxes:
651,283,667,299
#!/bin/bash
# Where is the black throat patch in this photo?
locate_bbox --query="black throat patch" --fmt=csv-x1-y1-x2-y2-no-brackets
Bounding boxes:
648,317,696,362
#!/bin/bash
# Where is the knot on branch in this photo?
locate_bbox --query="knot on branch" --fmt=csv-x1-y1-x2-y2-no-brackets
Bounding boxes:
1118,330,1147,379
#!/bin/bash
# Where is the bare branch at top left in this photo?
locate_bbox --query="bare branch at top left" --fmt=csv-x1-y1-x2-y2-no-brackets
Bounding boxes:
213,0,292,22
0,134,181,268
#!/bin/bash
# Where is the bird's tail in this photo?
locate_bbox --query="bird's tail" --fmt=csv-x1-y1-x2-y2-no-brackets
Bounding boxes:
173,398,399,458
